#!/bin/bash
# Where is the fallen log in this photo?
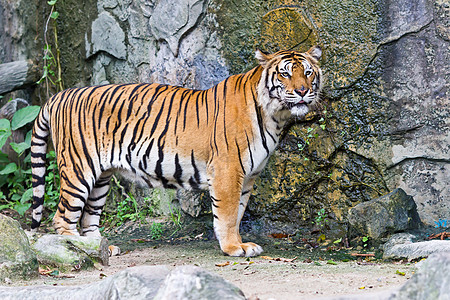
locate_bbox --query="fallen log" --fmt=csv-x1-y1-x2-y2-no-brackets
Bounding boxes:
0,60,38,95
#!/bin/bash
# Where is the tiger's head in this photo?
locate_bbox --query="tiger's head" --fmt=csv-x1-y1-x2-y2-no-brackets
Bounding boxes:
256,46,323,118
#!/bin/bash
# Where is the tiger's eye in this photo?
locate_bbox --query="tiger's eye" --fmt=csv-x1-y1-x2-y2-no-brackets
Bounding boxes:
280,72,290,78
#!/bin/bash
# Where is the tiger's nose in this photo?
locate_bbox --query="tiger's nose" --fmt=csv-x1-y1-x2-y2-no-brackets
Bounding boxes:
294,87,308,97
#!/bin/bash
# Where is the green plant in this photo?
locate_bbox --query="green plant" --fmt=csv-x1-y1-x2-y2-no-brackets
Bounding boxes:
167,202,183,237
296,109,329,159
0,106,60,220
103,177,158,228
313,208,328,229
362,236,369,248
38,0,63,95
0,106,39,216
150,222,163,239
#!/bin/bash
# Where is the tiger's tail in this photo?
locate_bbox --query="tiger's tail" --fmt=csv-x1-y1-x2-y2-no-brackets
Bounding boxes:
30,103,51,231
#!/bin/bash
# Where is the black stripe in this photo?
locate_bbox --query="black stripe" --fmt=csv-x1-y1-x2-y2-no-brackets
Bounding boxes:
191,150,201,184
31,141,46,147
174,154,183,186
32,174,45,186
141,139,154,171
235,138,246,175
212,85,219,155
31,162,46,168
222,79,229,150
61,188,87,205
211,196,221,202
203,90,209,124
183,90,192,131
88,191,109,202
195,91,201,128
32,132,47,141
252,97,270,156
31,196,44,209
31,218,41,229
244,130,254,171
36,119,49,132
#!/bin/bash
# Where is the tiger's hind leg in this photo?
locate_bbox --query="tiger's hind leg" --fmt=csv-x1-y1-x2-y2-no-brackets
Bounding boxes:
53,171,92,235
81,172,112,237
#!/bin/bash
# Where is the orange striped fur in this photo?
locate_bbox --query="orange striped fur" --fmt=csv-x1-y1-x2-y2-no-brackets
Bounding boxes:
31,46,322,256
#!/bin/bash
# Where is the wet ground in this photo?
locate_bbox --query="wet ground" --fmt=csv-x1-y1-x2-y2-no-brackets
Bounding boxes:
13,220,418,300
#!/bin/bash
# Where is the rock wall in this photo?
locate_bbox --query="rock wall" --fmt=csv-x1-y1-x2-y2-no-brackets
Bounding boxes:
0,0,448,231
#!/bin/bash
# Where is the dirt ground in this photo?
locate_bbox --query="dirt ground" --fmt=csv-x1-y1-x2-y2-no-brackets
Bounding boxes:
13,222,417,300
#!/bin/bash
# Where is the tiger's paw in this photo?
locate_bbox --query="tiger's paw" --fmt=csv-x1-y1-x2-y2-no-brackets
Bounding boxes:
222,242,263,257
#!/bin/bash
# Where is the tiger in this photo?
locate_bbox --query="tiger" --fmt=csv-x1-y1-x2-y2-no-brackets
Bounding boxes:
30,46,323,257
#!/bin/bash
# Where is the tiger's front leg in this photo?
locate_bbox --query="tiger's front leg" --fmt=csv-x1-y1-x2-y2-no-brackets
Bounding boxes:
209,172,263,257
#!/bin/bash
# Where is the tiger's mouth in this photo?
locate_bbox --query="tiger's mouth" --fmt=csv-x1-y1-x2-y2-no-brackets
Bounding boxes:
284,99,308,110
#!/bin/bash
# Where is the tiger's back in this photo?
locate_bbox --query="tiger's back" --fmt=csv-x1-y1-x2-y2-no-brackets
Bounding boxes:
31,46,322,257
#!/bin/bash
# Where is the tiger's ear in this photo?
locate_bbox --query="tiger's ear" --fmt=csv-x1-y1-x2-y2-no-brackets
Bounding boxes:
307,46,322,61
255,49,272,68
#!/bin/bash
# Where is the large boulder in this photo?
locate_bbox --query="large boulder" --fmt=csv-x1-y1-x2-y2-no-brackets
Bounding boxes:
154,265,246,300
348,189,421,239
393,252,450,300
383,233,450,260
0,265,246,300
0,214,38,281
0,265,169,299
28,233,109,271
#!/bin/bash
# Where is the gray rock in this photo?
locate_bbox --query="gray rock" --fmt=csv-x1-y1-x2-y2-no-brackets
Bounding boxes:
348,189,421,240
391,252,450,300
177,189,206,218
154,265,246,300
0,214,38,281
319,252,450,300
28,233,109,271
149,0,207,56
383,238,450,260
0,265,169,299
87,11,127,60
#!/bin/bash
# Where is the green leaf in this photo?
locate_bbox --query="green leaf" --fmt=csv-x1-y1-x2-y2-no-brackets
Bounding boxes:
11,106,41,130
327,260,338,265
0,152,9,164
21,188,33,204
50,11,59,19
11,193,22,201
10,142,30,156
0,204,12,210
25,130,32,146
13,203,29,216
0,119,10,131
0,163,17,175
47,0,57,5
0,119,12,149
